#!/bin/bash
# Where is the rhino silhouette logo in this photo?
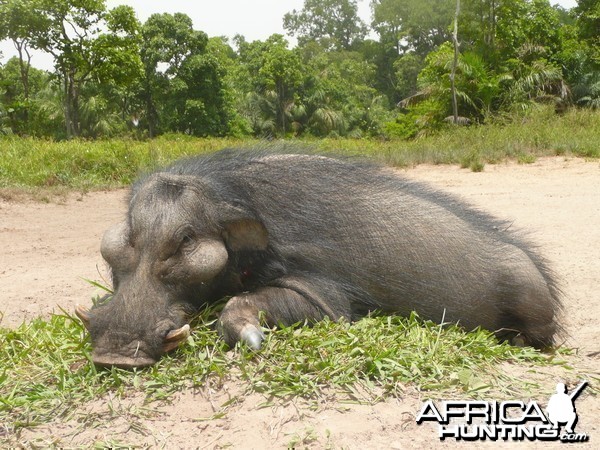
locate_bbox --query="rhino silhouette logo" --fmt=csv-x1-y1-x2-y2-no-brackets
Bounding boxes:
546,381,588,434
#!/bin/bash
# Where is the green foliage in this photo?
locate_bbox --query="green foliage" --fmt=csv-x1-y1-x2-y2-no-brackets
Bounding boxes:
283,0,367,51
499,57,565,112
400,1,575,124
0,0,598,139
493,0,562,63
368,0,455,107
140,12,232,138
297,44,390,137
234,34,304,137
385,100,442,139
371,0,455,56
567,0,600,109
20,0,143,138
398,45,494,128
0,57,51,135
574,0,600,56
574,71,600,109
393,53,424,101
3,0,137,139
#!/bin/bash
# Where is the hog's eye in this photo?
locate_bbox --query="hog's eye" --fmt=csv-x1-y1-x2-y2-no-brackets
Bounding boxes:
178,234,194,253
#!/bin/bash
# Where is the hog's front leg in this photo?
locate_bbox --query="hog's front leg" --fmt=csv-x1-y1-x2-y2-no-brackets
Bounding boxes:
217,276,350,350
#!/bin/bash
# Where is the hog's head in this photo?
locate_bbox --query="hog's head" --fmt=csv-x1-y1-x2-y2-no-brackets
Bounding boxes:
76,173,267,369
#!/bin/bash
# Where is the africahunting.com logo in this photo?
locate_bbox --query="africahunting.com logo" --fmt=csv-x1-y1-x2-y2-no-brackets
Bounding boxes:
416,381,589,443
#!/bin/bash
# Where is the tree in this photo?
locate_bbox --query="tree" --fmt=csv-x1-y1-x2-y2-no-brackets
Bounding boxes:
299,44,389,136
370,0,454,106
393,53,423,101
0,0,48,127
140,12,207,137
569,0,600,108
370,0,407,55
235,35,303,136
175,52,230,136
139,13,231,137
575,0,600,53
400,43,502,125
493,0,562,62
460,0,500,61
371,0,455,56
284,0,367,51
0,56,53,135
23,0,142,138
204,37,250,136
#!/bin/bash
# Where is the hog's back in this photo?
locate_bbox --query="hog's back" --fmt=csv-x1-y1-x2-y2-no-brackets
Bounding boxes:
170,152,558,332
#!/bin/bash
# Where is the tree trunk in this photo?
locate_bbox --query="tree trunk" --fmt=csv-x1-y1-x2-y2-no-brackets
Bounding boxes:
146,90,156,138
63,68,81,138
490,0,496,55
14,40,31,127
450,0,461,124
63,72,73,139
277,80,286,136
71,76,80,137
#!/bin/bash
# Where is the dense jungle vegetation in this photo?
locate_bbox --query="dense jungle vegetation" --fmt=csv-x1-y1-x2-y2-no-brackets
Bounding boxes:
0,0,598,141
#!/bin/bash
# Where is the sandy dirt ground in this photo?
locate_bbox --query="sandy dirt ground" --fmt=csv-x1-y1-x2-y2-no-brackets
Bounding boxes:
1,156,599,448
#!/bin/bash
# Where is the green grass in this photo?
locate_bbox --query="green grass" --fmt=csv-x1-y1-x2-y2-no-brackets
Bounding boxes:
0,306,573,434
1,108,599,191
317,107,600,166
0,136,254,190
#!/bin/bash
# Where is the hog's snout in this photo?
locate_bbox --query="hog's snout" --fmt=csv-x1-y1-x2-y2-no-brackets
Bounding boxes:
75,305,190,369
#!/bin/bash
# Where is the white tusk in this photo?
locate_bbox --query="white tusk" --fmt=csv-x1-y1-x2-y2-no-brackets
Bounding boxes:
165,324,190,342
75,304,91,330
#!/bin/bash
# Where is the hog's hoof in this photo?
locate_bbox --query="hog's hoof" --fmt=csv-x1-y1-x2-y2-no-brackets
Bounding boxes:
217,317,265,350
217,296,266,350
240,323,265,351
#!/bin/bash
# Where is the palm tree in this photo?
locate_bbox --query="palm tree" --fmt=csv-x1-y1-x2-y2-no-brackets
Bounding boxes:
399,44,499,123
573,70,600,109
499,57,568,112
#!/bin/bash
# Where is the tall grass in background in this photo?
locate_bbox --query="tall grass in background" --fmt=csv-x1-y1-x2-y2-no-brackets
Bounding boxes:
0,136,254,190
322,107,600,168
1,107,598,190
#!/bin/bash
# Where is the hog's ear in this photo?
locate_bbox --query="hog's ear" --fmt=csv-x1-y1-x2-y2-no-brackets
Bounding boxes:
101,220,134,267
222,219,269,251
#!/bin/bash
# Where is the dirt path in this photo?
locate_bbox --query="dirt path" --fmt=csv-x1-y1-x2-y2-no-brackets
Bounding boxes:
0,190,125,327
1,156,599,448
